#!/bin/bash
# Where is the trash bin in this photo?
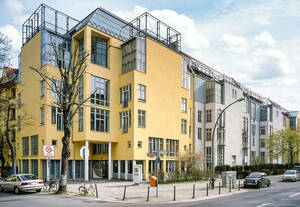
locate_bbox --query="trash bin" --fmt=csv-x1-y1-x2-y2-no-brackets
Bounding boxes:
150,176,157,187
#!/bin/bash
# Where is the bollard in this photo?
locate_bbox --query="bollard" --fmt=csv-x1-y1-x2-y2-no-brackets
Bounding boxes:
232,179,234,189
229,180,231,193
147,186,150,202
95,184,98,198
206,183,208,196
238,180,240,191
173,186,176,201
219,182,221,194
156,183,158,198
192,184,195,198
122,186,126,200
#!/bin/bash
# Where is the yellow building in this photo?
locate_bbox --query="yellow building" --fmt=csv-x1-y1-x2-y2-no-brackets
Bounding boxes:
13,4,193,180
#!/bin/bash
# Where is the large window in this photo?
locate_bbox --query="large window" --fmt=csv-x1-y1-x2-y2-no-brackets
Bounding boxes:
23,160,29,174
91,37,107,67
138,84,146,102
181,119,187,134
31,160,38,176
138,110,146,128
206,109,212,122
40,107,45,125
120,110,131,133
166,139,179,157
260,126,266,135
198,110,202,123
51,80,62,104
205,147,212,170
206,128,212,141
91,75,110,107
198,128,202,139
78,108,83,131
41,80,45,98
120,84,131,108
78,77,84,103
148,137,163,153
181,98,187,113
92,144,108,155
260,139,265,148
91,108,110,132
31,135,38,156
206,81,223,104
51,107,64,131
166,161,178,173
22,137,29,156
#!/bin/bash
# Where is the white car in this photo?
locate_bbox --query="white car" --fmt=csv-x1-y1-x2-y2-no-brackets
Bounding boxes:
0,174,44,194
282,170,300,182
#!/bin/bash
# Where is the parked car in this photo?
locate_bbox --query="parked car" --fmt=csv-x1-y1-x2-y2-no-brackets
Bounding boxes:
244,172,271,188
0,174,44,194
282,170,300,182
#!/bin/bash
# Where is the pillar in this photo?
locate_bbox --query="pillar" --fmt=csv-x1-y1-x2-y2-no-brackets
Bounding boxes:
108,142,112,180
84,140,89,181
46,158,50,181
72,160,75,180
125,160,128,180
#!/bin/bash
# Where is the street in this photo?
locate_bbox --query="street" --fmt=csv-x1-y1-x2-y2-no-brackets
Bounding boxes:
0,179,300,207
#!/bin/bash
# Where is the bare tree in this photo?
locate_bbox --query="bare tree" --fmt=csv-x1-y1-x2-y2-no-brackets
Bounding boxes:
29,40,89,193
0,32,12,70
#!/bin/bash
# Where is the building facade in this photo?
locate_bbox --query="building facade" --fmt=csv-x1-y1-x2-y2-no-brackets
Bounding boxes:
0,4,297,180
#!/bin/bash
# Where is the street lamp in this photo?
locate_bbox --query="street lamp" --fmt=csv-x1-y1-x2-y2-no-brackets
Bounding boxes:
210,97,244,189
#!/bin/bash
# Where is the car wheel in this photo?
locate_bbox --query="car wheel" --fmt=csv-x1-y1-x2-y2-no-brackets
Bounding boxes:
257,182,261,189
36,189,41,193
0,185,2,192
14,187,20,194
267,182,270,187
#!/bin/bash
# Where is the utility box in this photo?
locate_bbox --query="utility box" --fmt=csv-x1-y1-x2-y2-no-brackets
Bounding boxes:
133,164,143,184
150,176,157,187
222,171,237,187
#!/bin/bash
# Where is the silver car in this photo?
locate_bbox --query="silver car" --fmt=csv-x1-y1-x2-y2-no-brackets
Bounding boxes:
282,170,300,182
0,174,44,194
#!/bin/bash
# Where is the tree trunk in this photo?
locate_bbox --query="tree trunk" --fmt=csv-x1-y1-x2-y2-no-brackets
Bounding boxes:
5,104,16,174
56,112,71,194
0,133,5,168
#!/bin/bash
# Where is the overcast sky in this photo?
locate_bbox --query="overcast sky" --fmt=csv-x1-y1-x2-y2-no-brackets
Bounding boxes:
0,0,299,111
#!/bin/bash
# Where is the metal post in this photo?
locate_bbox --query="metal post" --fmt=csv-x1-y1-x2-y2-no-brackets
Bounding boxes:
206,183,208,196
192,184,195,198
232,179,234,189
219,182,221,194
84,181,86,196
156,151,159,198
95,184,98,198
229,180,231,193
173,186,176,201
147,186,150,202
122,186,126,200
156,183,158,197
238,180,241,191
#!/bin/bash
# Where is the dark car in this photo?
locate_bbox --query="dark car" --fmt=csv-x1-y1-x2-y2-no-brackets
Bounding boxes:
293,166,300,173
244,172,271,188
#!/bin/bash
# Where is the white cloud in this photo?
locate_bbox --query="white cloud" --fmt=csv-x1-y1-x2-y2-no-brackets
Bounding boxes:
4,0,28,26
222,34,249,54
255,31,276,47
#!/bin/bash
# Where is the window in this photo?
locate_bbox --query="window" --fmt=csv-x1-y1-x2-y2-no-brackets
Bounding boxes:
137,141,142,148
41,80,45,98
31,160,38,176
138,84,146,102
232,155,237,166
243,117,248,133
11,129,16,142
197,128,202,140
17,116,21,131
78,38,84,62
269,125,273,135
22,137,29,156
148,137,163,153
91,76,110,107
252,137,255,147
128,141,131,148
198,110,202,123
92,144,108,155
119,110,131,133
206,128,212,141
166,139,179,157
181,98,187,112
205,147,212,170
120,84,131,108
30,135,38,156
269,107,273,122
217,146,224,166
51,80,62,103
78,108,83,131
91,108,110,132
181,59,190,90
206,110,212,122
52,140,57,146
260,126,266,135
206,81,223,104
166,161,177,173
260,152,265,162
217,128,225,144
138,110,146,128
181,119,187,134
11,108,16,120
11,88,16,98
18,93,21,107
276,110,279,117
57,108,63,131
251,124,256,136
22,160,29,174
40,107,45,125
78,77,84,103
91,37,107,67
260,139,265,148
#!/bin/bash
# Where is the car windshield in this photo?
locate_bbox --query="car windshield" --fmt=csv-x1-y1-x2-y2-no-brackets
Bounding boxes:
20,175,38,181
248,174,262,178
293,167,300,170
284,170,296,175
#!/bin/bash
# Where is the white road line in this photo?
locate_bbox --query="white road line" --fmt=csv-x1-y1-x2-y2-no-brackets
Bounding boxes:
289,192,300,198
257,202,272,207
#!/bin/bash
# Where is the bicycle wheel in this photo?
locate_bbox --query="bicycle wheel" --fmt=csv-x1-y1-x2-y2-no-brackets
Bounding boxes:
51,183,58,192
89,186,96,197
78,186,87,195
42,184,49,191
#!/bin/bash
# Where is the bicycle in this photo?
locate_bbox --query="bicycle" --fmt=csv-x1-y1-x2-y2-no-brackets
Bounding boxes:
78,183,96,196
43,178,58,192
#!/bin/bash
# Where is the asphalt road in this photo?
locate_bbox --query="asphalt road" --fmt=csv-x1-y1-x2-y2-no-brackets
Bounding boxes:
0,179,299,207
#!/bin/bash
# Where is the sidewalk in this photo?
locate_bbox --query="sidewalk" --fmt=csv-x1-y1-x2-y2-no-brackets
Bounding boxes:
66,178,248,203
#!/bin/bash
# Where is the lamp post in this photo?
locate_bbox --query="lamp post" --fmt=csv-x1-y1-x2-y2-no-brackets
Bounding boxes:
210,97,244,189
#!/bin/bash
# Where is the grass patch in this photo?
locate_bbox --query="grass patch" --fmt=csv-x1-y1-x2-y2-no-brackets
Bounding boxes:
157,178,209,185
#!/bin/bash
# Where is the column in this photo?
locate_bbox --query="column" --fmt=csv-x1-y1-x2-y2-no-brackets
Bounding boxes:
108,142,112,180
46,158,50,181
118,160,121,179
125,160,128,180
145,160,149,180
72,160,75,180
84,140,89,181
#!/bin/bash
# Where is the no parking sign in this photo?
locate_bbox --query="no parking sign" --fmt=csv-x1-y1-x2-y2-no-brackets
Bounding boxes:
43,145,55,157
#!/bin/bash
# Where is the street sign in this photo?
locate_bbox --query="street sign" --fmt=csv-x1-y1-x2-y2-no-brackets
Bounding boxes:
80,146,89,159
159,150,167,155
43,145,54,157
147,152,156,157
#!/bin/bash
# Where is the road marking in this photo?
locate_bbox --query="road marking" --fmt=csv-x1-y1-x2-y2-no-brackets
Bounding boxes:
289,192,300,198
257,202,272,207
